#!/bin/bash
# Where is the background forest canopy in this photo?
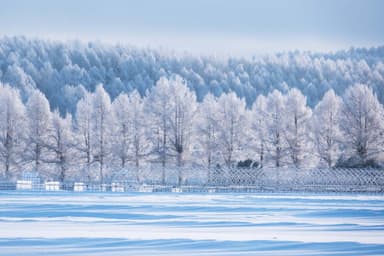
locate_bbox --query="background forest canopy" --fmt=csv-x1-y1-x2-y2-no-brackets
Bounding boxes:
1,36,384,114
1,36,384,182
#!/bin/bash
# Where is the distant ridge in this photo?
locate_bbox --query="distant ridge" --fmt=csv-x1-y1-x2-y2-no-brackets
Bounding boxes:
0,36,383,114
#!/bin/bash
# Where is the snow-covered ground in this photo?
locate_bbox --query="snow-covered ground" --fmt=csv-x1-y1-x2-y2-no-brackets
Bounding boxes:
0,192,383,255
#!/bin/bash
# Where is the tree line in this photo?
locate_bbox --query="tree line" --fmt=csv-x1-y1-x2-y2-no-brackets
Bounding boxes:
0,77,383,182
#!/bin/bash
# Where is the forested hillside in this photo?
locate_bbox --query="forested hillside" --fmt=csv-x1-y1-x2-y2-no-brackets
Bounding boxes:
1,36,384,114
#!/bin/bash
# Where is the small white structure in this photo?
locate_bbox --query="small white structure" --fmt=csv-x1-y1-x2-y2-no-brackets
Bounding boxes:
171,187,183,193
18,171,41,190
73,182,86,192
16,180,32,190
45,181,60,191
111,183,124,192
208,188,216,193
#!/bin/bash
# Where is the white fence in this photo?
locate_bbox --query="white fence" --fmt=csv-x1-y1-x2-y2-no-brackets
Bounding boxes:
112,166,384,191
1,167,383,193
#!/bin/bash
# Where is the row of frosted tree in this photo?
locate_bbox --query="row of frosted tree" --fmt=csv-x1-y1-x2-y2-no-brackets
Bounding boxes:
0,77,383,182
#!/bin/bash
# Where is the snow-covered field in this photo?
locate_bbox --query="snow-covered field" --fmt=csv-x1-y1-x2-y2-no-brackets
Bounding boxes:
0,192,383,255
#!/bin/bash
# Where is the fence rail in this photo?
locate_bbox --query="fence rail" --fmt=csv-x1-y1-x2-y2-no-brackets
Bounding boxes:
1,167,383,193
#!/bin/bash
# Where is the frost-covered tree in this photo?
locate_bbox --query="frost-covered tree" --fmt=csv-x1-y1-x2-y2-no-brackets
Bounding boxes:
195,93,219,168
112,93,131,169
0,84,26,179
264,90,287,167
339,84,384,165
25,90,51,175
92,84,113,182
216,92,248,167
284,88,313,168
75,91,94,181
2,63,36,101
127,90,149,171
167,76,197,168
250,94,268,168
312,89,343,167
47,110,74,182
146,76,197,184
146,77,174,174
112,90,149,178
167,76,197,185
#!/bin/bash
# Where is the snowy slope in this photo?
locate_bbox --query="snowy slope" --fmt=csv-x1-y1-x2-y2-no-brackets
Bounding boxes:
0,192,383,255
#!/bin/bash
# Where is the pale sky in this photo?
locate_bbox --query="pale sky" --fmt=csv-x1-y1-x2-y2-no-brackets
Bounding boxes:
0,0,383,56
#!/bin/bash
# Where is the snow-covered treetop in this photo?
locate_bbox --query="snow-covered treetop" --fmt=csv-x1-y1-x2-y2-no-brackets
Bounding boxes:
0,36,383,114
